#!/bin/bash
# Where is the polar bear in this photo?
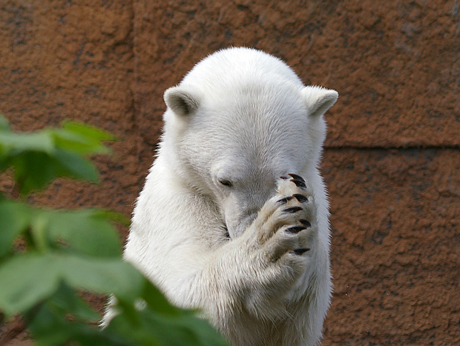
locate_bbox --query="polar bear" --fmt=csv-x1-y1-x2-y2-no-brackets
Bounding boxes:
124,48,338,346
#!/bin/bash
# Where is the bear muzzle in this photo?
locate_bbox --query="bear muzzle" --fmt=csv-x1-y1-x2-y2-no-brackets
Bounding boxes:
226,211,258,239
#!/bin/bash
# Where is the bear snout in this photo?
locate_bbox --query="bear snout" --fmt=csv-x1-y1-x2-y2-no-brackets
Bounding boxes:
226,211,258,239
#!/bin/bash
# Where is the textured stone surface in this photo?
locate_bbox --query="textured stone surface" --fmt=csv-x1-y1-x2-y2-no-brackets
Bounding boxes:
133,0,460,149
0,0,141,221
323,148,460,345
1,0,460,345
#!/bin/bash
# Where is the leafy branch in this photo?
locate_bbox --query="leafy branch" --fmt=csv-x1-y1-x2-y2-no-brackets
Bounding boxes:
0,114,228,346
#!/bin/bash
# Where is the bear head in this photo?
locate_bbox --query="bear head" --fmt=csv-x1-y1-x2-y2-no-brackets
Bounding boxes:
159,48,338,239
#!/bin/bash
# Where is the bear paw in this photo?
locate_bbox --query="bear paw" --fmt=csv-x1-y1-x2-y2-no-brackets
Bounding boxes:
251,174,317,265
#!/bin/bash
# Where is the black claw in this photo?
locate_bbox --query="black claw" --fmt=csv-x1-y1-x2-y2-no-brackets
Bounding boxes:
283,206,303,214
299,219,311,228
286,226,306,234
293,194,308,203
288,173,305,183
277,196,293,205
279,176,289,180
222,225,230,239
291,179,307,189
294,248,310,255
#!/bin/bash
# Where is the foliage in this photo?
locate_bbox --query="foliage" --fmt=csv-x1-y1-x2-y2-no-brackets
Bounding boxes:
0,114,228,346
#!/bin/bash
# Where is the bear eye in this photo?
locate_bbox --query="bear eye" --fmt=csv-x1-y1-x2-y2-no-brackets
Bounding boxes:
218,179,233,188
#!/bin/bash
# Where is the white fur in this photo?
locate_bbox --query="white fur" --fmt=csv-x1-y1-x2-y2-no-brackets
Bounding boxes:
121,48,338,346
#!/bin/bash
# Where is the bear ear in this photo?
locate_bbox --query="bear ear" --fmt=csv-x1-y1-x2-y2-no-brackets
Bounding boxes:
164,86,202,117
301,86,338,117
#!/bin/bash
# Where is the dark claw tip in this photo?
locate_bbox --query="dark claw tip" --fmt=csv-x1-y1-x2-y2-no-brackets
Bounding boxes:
223,225,230,239
283,206,303,214
279,176,289,180
277,196,293,205
286,225,306,234
291,179,307,189
299,219,311,227
294,248,310,255
293,194,308,203
288,173,305,183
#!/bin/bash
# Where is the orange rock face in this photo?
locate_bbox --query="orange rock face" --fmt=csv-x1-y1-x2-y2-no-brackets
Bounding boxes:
1,0,459,345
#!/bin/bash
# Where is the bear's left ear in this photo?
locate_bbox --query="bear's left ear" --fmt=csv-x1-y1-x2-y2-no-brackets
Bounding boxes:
301,86,338,117
164,86,202,117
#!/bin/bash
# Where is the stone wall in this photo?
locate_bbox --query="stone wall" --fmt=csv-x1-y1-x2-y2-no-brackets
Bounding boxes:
1,0,459,345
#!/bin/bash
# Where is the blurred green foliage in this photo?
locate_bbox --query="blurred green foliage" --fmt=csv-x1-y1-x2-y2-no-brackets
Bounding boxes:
0,114,228,346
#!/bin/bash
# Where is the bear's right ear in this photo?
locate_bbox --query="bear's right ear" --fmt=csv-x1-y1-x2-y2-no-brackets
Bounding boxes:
164,86,202,117
301,86,338,118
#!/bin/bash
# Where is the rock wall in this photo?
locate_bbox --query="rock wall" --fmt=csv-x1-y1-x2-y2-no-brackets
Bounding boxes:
1,0,459,345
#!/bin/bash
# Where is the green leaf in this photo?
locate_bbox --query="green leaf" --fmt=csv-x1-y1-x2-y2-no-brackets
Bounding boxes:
30,299,126,346
52,128,112,155
0,200,31,258
8,149,100,195
0,253,61,315
0,121,113,194
63,121,115,142
106,311,163,346
0,253,143,315
9,151,57,193
70,328,130,346
113,296,143,328
95,209,131,227
106,282,229,346
28,303,73,346
60,256,144,301
141,280,182,317
107,307,229,346
0,113,10,132
173,314,229,346
43,209,122,258
29,208,51,253
48,281,100,321
0,131,54,155
52,148,100,182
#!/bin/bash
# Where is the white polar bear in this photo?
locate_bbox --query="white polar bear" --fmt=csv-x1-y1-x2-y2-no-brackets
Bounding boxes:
124,48,338,346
